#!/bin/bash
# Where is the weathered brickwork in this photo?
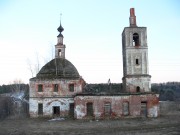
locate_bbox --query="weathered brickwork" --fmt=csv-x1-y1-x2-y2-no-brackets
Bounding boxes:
29,79,84,117
29,8,159,119
29,79,84,97
74,94,159,119
29,97,74,117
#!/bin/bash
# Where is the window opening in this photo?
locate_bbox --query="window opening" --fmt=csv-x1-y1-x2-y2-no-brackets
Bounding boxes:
38,103,43,115
38,84,43,92
58,49,61,57
69,84,74,92
133,33,139,46
136,59,139,65
104,103,111,116
86,103,93,116
123,102,129,116
136,86,140,92
54,84,58,92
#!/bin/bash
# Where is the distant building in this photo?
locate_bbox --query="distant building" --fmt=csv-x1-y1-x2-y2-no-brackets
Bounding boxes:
29,8,159,119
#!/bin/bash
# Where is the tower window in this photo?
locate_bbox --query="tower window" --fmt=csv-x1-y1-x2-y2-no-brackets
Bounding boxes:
136,59,139,65
58,49,61,57
133,33,139,46
136,86,140,92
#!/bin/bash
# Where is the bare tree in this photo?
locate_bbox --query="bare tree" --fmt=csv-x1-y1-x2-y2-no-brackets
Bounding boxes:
9,79,24,93
35,52,40,75
27,44,55,78
27,58,34,77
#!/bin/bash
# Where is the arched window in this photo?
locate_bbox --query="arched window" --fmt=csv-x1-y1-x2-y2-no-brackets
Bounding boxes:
133,33,139,46
136,86,140,92
58,49,61,57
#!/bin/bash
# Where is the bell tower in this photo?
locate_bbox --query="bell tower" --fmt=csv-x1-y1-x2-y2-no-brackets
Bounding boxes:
55,16,66,59
122,8,151,93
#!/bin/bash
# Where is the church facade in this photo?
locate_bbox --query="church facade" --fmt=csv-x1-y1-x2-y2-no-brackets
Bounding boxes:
29,8,159,119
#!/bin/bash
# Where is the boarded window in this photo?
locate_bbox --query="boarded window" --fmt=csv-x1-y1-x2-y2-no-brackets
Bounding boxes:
133,33,139,46
123,102,129,116
104,103,111,116
38,84,43,92
86,103,93,116
53,106,60,116
69,84,74,92
38,103,43,115
69,103,74,118
54,84,58,92
141,102,147,117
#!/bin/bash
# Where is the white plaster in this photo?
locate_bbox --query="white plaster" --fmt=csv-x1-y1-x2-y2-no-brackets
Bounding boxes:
29,97,74,117
148,106,158,117
75,104,85,119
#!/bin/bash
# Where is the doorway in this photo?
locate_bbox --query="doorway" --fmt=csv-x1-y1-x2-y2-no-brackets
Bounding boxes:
141,102,147,117
69,103,74,118
53,106,60,116
86,103,93,117
38,103,43,115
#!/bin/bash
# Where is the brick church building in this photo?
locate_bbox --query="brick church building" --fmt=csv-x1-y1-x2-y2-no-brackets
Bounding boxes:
29,8,159,119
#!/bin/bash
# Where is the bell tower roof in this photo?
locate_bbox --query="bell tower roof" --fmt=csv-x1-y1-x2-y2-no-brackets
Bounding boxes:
57,14,64,38
57,24,64,37
55,14,66,59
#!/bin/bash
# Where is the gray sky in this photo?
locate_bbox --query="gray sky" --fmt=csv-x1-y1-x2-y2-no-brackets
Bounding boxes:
0,0,180,84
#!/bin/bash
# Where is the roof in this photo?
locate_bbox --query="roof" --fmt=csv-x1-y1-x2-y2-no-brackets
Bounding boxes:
32,58,80,80
82,83,124,94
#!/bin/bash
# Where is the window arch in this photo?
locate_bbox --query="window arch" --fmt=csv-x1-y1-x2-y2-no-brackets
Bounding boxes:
136,86,140,92
133,33,139,46
58,49,61,57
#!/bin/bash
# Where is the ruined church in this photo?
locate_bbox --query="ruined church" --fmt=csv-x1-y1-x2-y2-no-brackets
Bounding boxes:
29,8,159,119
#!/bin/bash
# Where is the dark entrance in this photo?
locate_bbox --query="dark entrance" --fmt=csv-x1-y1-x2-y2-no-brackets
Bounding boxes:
69,103,74,118
53,106,60,116
141,102,147,117
38,103,43,115
86,103,93,116
136,86,140,92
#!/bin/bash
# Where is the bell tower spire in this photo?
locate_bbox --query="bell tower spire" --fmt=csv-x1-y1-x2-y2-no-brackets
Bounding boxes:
55,14,66,59
129,8,137,27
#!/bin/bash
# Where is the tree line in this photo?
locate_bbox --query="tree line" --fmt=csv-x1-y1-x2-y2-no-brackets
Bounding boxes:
151,82,180,101
0,82,180,101
0,84,29,94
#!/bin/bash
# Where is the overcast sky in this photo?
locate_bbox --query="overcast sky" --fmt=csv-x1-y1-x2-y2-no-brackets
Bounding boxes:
0,0,180,85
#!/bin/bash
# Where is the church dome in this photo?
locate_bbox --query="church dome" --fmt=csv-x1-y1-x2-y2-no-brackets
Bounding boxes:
36,58,80,79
